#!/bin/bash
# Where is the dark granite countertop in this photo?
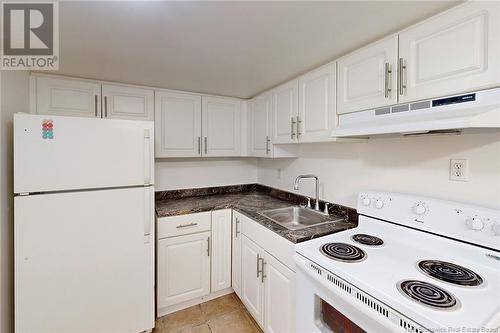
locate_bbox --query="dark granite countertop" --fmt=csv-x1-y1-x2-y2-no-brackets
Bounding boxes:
155,184,358,244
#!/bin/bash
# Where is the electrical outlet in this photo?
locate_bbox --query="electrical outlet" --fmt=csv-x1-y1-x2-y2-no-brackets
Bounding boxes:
449,159,468,181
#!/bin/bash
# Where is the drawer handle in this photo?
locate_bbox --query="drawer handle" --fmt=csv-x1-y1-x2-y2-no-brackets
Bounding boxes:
176,222,198,229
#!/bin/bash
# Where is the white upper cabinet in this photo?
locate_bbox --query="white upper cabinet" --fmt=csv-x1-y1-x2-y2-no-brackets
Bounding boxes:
202,96,241,157
337,36,398,114
399,1,500,103
210,209,232,293
32,76,101,118
272,80,299,144
298,62,337,142
102,84,154,120
250,94,272,157
155,91,202,158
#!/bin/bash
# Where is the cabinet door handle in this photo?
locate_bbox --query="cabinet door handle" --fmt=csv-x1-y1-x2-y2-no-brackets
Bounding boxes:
291,117,296,139
197,137,201,155
296,116,302,137
176,222,198,229
265,136,270,154
94,95,98,117
204,137,208,155
104,96,108,117
256,254,261,277
260,259,266,283
398,58,407,96
235,218,240,237
207,237,210,257
384,62,392,99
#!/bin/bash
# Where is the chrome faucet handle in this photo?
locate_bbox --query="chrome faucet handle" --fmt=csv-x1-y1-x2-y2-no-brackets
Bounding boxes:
323,202,330,214
306,198,312,208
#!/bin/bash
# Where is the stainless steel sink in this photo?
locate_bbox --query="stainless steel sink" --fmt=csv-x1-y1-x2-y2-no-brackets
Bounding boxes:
259,206,343,230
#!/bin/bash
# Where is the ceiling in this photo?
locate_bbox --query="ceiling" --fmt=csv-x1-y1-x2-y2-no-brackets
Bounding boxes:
55,1,460,99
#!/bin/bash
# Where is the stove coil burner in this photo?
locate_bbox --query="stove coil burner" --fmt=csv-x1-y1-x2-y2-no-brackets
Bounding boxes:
351,234,384,246
398,280,458,310
320,242,366,262
418,260,483,287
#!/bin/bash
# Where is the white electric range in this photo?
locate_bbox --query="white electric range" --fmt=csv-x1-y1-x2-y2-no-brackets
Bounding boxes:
295,191,500,333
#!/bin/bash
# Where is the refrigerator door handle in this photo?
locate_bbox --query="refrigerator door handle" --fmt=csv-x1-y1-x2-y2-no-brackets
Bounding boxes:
144,188,151,243
144,129,151,185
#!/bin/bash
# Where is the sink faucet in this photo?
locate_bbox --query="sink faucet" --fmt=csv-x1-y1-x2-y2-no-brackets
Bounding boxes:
293,174,320,211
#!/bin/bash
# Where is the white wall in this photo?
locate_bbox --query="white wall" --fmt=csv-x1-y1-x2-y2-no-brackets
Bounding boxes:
0,71,30,333
155,158,258,191
258,133,500,209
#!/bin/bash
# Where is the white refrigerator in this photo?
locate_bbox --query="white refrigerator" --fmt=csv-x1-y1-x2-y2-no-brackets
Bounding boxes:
14,114,155,333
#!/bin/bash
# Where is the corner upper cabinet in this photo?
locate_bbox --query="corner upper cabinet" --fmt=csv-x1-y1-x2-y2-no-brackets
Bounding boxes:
298,62,337,142
31,76,101,117
249,94,272,157
398,1,500,103
202,96,241,157
155,91,202,158
337,36,398,114
102,84,154,120
272,80,299,144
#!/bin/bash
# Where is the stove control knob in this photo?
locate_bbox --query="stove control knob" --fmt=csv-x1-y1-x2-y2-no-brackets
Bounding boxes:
362,197,371,206
492,222,500,236
413,202,428,215
375,199,384,209
466,217,484,231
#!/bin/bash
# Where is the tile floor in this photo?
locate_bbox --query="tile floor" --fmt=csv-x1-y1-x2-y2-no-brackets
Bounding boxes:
154,293,263,333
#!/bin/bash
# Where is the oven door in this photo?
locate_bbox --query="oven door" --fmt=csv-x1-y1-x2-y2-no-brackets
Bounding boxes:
295,254,401,333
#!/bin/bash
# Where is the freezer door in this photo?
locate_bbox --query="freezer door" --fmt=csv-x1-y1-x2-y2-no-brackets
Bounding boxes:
15,186,155,333
14,113,154,193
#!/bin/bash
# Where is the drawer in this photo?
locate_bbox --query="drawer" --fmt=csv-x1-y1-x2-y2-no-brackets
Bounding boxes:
157,211,211,239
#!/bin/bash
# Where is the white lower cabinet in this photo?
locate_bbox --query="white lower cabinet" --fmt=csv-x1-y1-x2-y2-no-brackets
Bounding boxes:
241,235,265,326
157,209,295,331
156,210,232,316
211,209,232,292
157,231,211,309
232,213,242,298
263,252,295,333
234,211,296,333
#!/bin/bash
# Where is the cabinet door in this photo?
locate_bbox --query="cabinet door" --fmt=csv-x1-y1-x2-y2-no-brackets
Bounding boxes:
337,36,398,114
211,209,232,292
157,232,210,309
399,1,500,103
298,63,336,142
263,252,295,333
102,84,154,120
241,235,264,326
33,76,101,117
250,95,272,157
202,96,241,157
155,91,202,158
231,213,242,298
272,80,299,144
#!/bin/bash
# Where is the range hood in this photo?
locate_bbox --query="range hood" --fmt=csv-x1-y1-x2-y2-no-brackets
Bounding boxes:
332,88,500,137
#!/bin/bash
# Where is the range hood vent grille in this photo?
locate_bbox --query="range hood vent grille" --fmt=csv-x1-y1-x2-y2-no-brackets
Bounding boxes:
333,87,500,138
